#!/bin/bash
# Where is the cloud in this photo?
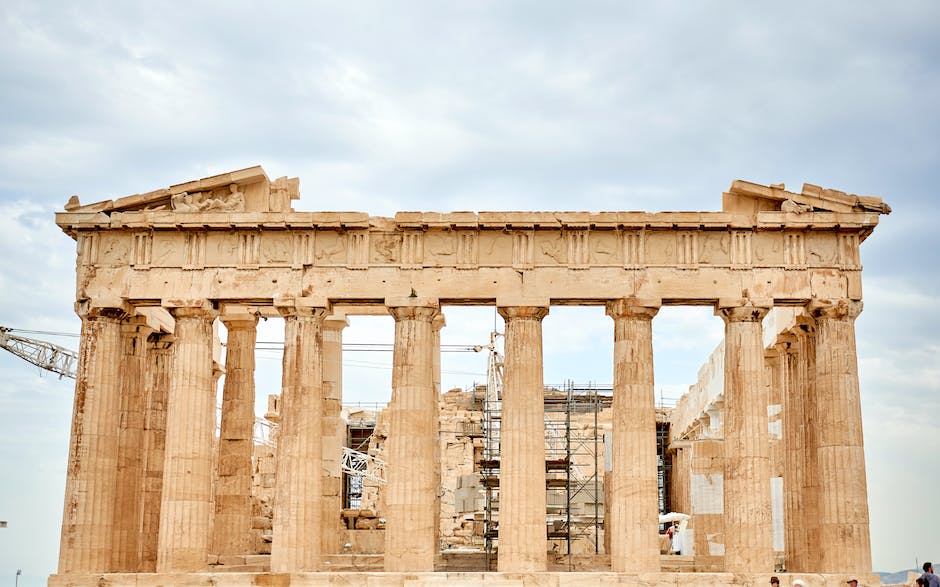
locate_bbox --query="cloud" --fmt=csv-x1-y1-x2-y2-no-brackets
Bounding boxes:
0,0,938,575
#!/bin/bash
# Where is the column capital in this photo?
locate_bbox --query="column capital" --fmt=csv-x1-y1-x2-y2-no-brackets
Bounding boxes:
776,332,800,354
323,315,350,331
147,333,176,351
806,298,863,321
715,298,772,323
75,299,130,321
385,296,440,322
605,298,661,320
162,299,218,320
274,295,330,318
387,304,440,322
497,305,549,321
432,312,446,331
220,314,260,330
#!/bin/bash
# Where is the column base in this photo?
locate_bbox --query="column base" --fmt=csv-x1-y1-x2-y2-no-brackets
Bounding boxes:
49,571,882,586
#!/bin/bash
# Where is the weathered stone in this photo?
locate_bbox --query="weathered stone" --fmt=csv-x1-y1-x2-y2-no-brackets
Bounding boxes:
51,167,887,582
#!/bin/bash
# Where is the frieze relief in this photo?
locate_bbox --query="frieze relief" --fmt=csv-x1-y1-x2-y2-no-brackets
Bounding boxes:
97,233,131,266
372,233,403,265
260,232,291,265
535,232,566,265
98,226,864,273
424,232,455,267
589,231,618,266
315,231,346,265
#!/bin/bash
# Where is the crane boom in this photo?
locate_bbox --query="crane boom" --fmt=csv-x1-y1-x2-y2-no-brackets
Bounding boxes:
0,327,78,379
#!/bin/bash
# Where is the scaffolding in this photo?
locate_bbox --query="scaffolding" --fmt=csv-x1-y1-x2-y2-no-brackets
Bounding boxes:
479,327,611,569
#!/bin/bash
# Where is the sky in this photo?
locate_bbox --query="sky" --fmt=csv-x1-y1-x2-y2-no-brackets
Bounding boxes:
0,1,938,584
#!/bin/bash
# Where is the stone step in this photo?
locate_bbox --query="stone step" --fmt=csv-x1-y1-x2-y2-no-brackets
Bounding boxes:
320,554,384,571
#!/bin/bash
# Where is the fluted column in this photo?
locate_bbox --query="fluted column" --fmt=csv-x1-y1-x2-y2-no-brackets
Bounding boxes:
58,305,126,573
384,299,440,571
139,333,174,572
212,315,258,556
320,314,348,554
156,303,219,571
796,322,821,571
606,298,661,572
809,299,872,573
781,332,808,572
271,304,327,572
112,317,153,571
497,304,549,572
717,301,773,572
431,312,445,550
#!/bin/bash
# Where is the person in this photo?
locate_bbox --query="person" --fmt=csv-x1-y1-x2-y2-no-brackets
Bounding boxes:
793,580,806,587
667,520,682,554
846,580,858,586
769,577,780,586
923,562,940,587
917,578,928,587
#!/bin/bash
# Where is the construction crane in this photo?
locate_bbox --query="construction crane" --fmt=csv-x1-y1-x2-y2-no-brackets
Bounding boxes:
0,327,77,379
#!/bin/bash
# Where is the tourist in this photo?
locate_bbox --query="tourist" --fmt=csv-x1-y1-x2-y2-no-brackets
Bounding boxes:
667,520,682,554
792,579,806,586
769,576,780,586
922,562,940,587
916,577,928,587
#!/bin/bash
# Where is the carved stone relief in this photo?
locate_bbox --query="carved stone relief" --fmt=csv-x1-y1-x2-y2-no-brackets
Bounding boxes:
424,232,455,267
535,233,566,265
315,232,345,265
261,233,291,265
590,231,618,265
170,184,246,213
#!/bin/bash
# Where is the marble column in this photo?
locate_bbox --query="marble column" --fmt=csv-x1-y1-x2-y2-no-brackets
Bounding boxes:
716,301,773,572
431,312,445,550
809,299,872,573
58,306,126,574
780,332,808,572
156,303,219,572
320,314,347,554
112,317,153,571
384,299,440,571
605,299,661,572
497,304,549,572
212,316,258,557
797,321,822,571
271,305,327,572
139,333,174,572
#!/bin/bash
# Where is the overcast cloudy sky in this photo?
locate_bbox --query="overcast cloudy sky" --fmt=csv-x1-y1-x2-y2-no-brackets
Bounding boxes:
0,2,938,584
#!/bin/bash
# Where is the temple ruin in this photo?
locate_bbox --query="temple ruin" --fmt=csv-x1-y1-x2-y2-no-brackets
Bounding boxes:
50,166,890,585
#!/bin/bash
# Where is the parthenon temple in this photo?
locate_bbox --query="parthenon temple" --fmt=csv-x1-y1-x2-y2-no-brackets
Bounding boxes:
50,166,890,586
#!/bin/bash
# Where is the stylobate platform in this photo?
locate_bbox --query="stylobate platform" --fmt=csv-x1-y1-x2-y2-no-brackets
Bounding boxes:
48,572,882,586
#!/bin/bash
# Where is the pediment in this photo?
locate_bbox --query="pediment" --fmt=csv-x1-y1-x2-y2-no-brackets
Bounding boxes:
724,180,891,217
63,166,300,214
